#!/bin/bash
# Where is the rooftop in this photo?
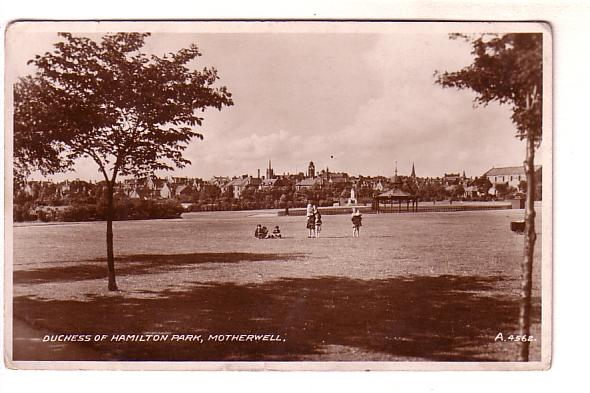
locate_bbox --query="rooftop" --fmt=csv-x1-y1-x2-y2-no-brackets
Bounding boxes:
484,165,541,177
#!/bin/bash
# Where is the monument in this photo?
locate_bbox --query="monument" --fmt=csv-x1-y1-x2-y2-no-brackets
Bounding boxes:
347,188,358,206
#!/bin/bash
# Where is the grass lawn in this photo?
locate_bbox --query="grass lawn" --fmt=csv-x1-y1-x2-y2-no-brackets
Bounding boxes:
11,208,543,362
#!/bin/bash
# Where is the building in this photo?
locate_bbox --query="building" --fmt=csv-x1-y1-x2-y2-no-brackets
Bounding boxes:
208,176,230,188
463,185,479,199
372,179,386,192
191,178,203,190
266,160,275,180
442,173,462,186
307,161,315,179
295,177,324,190
170,176,190,185
160,183,173,199
127,187,150,200
225,176,262,199
175,184,194,198
260,178,282,189
327,172,348,186
483,166,542,189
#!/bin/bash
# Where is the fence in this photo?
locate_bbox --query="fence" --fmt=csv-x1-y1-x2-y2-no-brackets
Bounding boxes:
278,204,512,216
278,206,374,216
377,204,512,213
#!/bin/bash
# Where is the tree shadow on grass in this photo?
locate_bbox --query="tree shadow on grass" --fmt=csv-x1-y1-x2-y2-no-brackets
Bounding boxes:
13,252,304,284
13,274,541,362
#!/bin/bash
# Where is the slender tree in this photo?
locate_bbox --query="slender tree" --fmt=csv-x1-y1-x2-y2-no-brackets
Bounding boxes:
14,33,233,290
436,33,543,361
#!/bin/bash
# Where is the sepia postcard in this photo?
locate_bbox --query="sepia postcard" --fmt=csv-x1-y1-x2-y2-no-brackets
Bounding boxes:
4,20,552,371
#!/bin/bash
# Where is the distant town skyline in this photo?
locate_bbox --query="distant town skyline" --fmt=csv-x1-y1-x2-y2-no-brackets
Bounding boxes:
20,159,509,183
9,25,540,182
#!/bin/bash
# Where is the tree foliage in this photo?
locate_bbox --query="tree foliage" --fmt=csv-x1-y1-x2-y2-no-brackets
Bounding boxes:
436,33,542,146
14,32,233,290
436,32,544,362
14,32,233,182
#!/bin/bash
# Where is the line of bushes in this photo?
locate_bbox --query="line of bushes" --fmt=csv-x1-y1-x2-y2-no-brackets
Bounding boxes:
14,199,184,222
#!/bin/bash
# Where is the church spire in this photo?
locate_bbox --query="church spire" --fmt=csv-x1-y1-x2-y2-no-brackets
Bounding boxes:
411,162,416,178
266,159,274,179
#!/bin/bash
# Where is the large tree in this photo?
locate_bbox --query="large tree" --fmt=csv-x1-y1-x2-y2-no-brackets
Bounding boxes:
14,32,233,291
436,33,543,361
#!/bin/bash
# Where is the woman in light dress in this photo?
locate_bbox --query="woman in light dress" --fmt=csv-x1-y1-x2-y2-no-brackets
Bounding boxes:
306,203,315,238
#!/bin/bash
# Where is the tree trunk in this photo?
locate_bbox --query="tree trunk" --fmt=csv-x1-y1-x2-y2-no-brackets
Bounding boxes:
106,183,118,291
519,135,537,361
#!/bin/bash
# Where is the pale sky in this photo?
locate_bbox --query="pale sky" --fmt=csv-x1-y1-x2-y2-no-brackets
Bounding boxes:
8,26,539,181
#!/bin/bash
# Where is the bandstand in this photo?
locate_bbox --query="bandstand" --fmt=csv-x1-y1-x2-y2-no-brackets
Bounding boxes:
373,188,419,213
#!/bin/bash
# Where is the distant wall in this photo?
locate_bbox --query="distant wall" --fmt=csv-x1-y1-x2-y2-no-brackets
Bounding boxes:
278,203,512,216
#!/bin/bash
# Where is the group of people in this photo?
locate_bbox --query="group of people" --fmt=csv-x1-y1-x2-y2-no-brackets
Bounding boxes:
254,224,281,239
254,205,363,240
307,205,363,238
306,204,323,238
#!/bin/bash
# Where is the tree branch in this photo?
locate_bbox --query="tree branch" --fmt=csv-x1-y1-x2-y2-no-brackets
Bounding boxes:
84,148,110,183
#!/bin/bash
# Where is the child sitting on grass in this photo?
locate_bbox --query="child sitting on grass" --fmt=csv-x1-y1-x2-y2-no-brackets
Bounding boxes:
254,224,263,238
272,225,282,238
255,224,269,239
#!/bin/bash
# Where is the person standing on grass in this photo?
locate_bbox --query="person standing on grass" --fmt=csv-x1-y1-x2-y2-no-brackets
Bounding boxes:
314,207,322,238
306,203,315,238
352,207,362,237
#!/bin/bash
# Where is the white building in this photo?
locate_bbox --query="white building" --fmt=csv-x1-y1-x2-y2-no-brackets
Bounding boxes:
483,165,542,189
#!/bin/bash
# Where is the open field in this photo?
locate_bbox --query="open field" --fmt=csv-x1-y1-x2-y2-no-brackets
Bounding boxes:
11,208,542,362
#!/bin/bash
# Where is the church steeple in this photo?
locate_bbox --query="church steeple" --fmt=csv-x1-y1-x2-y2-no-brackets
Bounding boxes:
411,162,416,178
266,159,274,179
393,160,400,184
307,161,315,178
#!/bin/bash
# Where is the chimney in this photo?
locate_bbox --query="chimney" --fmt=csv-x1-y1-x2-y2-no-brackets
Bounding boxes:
258,169,260,178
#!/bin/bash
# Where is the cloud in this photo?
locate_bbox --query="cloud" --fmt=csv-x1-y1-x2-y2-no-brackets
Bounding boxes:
22,31,536,181
313,33,528,177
